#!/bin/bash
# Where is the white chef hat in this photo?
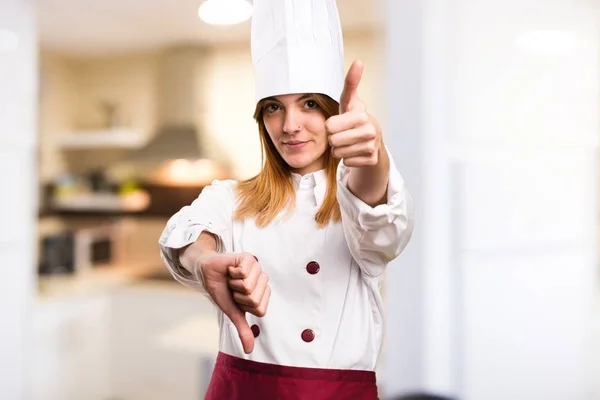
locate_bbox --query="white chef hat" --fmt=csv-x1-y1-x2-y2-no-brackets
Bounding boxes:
251,0,345,103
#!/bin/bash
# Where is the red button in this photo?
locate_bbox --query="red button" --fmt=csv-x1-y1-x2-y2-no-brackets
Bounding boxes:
251,324,260,338
306,261,320,275
301,329,315,343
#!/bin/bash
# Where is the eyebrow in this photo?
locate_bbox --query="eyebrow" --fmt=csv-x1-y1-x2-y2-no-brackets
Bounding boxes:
297,94,313,102
264,94,314,105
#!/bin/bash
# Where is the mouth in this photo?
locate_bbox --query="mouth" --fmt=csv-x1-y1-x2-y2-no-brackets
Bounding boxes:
283,140,308,149
284,140,306,145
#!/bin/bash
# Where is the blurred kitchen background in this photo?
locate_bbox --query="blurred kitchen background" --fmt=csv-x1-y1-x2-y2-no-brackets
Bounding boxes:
1,0,600,399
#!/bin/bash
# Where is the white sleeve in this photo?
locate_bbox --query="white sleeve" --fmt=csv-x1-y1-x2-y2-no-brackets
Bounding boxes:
336,146,414,278
158,179,236,292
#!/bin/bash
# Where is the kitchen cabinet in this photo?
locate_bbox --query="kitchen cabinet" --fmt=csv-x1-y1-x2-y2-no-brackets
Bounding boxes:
30,278,219,400
108,283,218,400
30,294,112,400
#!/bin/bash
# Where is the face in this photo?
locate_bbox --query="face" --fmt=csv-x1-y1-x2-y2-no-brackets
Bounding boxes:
261,93,329,175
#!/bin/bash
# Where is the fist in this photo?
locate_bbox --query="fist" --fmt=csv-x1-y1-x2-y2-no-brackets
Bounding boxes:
197,252,270,354
227,254,270,318
326,60,382,167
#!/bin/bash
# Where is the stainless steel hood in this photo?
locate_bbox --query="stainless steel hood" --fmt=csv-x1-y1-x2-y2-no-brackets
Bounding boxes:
124,125,201,164
119,45,232,185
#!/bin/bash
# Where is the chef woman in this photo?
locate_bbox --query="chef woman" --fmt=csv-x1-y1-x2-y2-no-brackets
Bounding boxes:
158,0,413,398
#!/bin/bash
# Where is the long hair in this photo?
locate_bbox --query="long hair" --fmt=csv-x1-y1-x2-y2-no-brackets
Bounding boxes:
234,93,342,228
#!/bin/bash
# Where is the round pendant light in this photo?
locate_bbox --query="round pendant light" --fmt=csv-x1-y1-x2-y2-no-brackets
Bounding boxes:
198,0,253,26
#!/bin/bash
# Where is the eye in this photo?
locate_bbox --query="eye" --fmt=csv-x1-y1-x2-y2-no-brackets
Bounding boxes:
304,99,318,109
265,103,281,114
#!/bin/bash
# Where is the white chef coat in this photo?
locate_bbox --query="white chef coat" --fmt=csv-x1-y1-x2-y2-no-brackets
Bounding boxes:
158,146,413,371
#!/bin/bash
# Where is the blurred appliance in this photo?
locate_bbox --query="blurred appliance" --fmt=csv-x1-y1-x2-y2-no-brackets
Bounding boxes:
38,233,75,276
73,224,117,271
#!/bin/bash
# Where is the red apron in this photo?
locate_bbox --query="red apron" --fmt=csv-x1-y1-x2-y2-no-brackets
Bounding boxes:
205,352,379,400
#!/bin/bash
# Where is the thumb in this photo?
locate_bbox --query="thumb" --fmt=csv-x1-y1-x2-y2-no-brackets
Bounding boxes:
339,59,364,113
213,286,254,354
203,253,254,354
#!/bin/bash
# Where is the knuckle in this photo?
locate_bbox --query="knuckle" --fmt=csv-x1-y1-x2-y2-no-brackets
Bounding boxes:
241,281,252,294
366,142,377,155
362,125,376,140
325,119,334,132
358,112,369,124
249,295,261,308
367,127,377,139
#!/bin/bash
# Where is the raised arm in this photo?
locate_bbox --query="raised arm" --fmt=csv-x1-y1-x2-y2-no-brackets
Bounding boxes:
327,60,414,277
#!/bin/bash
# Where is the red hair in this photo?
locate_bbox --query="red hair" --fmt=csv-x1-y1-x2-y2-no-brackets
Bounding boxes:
234,94,342,228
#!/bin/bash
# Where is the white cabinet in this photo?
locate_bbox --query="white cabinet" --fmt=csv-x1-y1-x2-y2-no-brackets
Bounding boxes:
30,282,219,400
109,284,218,400
30,294,112,400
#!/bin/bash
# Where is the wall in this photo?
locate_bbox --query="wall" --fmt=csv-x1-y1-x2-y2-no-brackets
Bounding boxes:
38,51,161,181
382,0,600,399
38,30,384,181
0,0,38,398
38,51,80,182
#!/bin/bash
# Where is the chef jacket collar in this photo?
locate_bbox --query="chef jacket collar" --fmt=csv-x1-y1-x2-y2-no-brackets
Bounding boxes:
290,169,327,207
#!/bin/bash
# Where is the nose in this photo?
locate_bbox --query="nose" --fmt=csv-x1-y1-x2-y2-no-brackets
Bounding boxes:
283,109,301,135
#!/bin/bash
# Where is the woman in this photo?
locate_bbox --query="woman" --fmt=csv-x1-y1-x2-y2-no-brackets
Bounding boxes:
158,1,413,398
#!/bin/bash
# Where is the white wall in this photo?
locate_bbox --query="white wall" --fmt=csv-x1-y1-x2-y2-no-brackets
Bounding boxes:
0,0,38,398
382,0,599,399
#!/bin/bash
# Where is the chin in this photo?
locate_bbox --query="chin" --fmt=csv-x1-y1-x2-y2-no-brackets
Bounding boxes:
284,155,313,170
278,144,327,173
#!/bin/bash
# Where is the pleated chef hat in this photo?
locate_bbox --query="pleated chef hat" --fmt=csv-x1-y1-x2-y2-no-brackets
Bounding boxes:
251,0,345,103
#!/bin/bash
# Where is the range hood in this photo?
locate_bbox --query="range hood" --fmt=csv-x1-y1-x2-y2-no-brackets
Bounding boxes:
119,46,232,186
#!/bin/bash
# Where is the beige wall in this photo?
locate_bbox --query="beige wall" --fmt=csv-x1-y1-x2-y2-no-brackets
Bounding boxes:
39,51,80,182
39,30,385,181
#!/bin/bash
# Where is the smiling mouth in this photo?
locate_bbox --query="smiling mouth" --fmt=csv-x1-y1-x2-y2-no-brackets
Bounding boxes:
284,140,306,145
283,141,308,150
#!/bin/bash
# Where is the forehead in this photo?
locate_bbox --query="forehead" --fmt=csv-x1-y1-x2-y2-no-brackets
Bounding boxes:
268,93,311,104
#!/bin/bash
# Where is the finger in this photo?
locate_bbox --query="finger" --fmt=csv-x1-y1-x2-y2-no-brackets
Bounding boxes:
331,141,378,159
342,155,379,167
328,127,377,148
339,60,364,113
227,256,256,280
256,285,271,317
240,285,271,318
228,269,260,295
212,286,254,354
325,111,369,134
228,263,260,294
232,272,269,308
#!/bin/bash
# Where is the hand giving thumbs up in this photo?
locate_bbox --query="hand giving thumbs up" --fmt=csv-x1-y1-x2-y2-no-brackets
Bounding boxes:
326,60,383,167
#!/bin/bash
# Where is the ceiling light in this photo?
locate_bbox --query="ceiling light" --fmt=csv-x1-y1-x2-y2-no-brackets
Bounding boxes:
516,30,578,56
0,30,19,52
198,0,253,26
